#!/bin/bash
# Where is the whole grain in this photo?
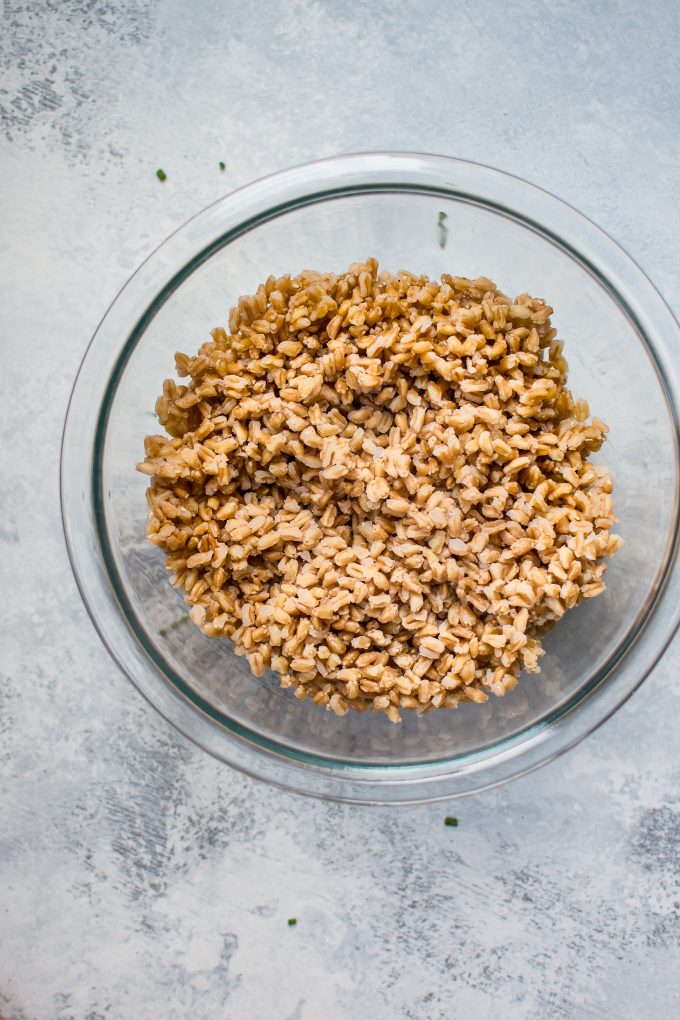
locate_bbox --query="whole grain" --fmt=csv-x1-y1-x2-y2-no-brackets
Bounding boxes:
138,259,621,721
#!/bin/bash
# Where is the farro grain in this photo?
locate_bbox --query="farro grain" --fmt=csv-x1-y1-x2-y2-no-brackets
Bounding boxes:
139,259,620,722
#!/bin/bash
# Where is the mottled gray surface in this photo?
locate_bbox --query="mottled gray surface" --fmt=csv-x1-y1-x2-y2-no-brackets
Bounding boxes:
1,1,679,1018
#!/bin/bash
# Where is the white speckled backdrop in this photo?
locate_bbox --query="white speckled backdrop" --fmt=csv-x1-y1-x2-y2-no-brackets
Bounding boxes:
1,2,679,1018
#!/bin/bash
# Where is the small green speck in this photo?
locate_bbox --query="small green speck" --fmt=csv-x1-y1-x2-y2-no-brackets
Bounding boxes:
156,168,167,182
219,161,226,171
444,816,458,827
159,615,188,637
287,918,297,926
437,210,448,249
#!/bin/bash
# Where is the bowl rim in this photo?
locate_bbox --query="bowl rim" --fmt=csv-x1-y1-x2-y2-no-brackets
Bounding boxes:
61,151,680,803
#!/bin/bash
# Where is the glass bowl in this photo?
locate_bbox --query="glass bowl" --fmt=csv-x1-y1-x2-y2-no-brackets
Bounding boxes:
61,153,680,804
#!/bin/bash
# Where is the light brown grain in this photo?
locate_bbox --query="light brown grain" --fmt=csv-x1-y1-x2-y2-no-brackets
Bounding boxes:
138,259,621,721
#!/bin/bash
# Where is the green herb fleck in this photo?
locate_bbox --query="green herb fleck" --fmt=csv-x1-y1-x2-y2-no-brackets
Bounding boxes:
287,918,297,926
159,615,188,637
156,168,167,182
437,210,448,250
444,816,458,827
219,161,226,171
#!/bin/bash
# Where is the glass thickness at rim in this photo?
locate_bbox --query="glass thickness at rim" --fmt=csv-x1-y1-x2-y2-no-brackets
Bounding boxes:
62,153,680,802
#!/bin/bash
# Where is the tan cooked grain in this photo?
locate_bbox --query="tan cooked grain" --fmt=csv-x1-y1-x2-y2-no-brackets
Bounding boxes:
138,259,621,721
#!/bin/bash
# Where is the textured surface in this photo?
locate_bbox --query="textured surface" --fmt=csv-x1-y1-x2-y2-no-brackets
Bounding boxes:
1,1,679,1018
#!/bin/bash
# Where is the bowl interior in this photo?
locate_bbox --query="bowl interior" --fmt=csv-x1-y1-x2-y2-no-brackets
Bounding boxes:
99,188,678,766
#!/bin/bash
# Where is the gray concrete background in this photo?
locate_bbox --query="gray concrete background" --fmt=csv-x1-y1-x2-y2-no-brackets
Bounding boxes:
1,1,679,1017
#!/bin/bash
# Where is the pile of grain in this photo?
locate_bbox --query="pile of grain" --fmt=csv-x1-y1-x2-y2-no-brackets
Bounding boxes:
138,259,620,722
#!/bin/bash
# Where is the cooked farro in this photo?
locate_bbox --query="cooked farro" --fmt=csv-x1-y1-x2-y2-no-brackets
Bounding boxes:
138,259,621,721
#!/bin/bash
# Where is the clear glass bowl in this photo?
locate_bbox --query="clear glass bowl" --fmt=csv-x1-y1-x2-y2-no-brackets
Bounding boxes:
61,153,680,804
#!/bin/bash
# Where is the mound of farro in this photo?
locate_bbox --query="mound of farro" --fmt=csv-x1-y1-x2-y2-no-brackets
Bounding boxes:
138,259,621,722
